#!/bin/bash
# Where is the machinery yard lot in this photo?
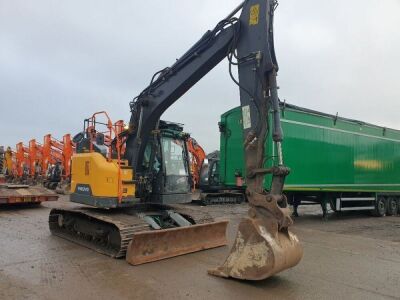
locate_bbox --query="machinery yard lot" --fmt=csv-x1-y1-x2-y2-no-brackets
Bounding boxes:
1,197,399,300
1,1,400,299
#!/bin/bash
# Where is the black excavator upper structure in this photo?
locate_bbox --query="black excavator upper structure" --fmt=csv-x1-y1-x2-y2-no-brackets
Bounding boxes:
124,1,287,202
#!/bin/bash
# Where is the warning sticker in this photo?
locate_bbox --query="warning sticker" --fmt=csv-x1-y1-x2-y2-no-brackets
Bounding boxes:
242,105,251,129
249,4,260,26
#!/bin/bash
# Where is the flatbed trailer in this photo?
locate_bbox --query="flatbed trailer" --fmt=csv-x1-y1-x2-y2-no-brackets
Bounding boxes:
0,184,58,205
219,103,400,217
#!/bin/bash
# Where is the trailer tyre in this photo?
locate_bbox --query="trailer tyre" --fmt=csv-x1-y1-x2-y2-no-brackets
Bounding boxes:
386,197,398,216
398,199,400,215
329,199,338,212
374,197,386,217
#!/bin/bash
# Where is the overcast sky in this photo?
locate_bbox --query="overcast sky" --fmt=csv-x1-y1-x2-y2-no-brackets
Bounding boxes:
1,0,399,152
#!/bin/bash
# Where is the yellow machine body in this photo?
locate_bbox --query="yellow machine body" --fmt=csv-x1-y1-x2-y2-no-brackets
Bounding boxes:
70,152,136,207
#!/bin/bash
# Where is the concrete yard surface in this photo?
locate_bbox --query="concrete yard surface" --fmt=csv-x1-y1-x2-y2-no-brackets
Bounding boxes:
0,197,399,300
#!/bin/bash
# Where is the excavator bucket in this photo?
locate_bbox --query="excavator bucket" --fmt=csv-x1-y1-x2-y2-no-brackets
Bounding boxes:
208,209,303,280
126,220,228,265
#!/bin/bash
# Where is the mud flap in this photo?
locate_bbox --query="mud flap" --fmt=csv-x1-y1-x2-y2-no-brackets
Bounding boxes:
126,220,229,265
208,216,303,280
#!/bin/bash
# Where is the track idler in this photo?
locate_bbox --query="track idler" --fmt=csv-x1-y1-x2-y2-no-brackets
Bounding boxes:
208,193,303,280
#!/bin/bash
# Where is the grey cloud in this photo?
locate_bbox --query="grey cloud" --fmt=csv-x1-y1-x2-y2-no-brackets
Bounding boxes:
0,0,399,152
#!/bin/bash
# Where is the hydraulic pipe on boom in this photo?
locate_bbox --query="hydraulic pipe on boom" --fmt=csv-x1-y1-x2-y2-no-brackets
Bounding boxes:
124,0,302,280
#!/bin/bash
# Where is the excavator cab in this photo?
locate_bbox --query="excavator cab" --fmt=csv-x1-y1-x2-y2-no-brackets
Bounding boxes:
70,115,192,207
139,121,192,204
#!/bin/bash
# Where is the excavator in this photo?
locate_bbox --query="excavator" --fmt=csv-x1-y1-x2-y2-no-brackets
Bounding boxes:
198,151,246,205
42,134,75,191
49,0,302,280
186,137,206,190
187,147,246,205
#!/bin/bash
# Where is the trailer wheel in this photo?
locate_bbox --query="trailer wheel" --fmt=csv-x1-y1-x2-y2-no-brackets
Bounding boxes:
386,197,398,216
329,199,337,212
398,199,400,215
373,197,386,217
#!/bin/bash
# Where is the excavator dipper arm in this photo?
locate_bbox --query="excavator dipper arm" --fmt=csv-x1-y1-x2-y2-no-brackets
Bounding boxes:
125,0,302,280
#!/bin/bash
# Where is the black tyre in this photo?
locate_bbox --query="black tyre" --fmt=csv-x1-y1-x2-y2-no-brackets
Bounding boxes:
398,199,400,215
373,197,386,217
386,197,398,216
329,199,338,212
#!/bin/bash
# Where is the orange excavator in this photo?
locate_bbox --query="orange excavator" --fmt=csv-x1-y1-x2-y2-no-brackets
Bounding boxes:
42,134,75,189
0,134,75,204
43,134,74,177
28,139,44,181
8,133,75,189
0,144,58,205
15,142,30,183
186,137,206,190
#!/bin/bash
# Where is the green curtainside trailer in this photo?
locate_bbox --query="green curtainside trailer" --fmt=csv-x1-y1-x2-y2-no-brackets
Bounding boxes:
218,103,400,217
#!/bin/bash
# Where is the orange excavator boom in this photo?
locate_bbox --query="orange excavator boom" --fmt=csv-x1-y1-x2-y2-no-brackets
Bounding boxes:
28,139,44,178
15,142,29,177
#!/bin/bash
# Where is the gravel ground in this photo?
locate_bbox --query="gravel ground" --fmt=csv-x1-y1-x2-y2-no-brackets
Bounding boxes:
0,196,399,300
